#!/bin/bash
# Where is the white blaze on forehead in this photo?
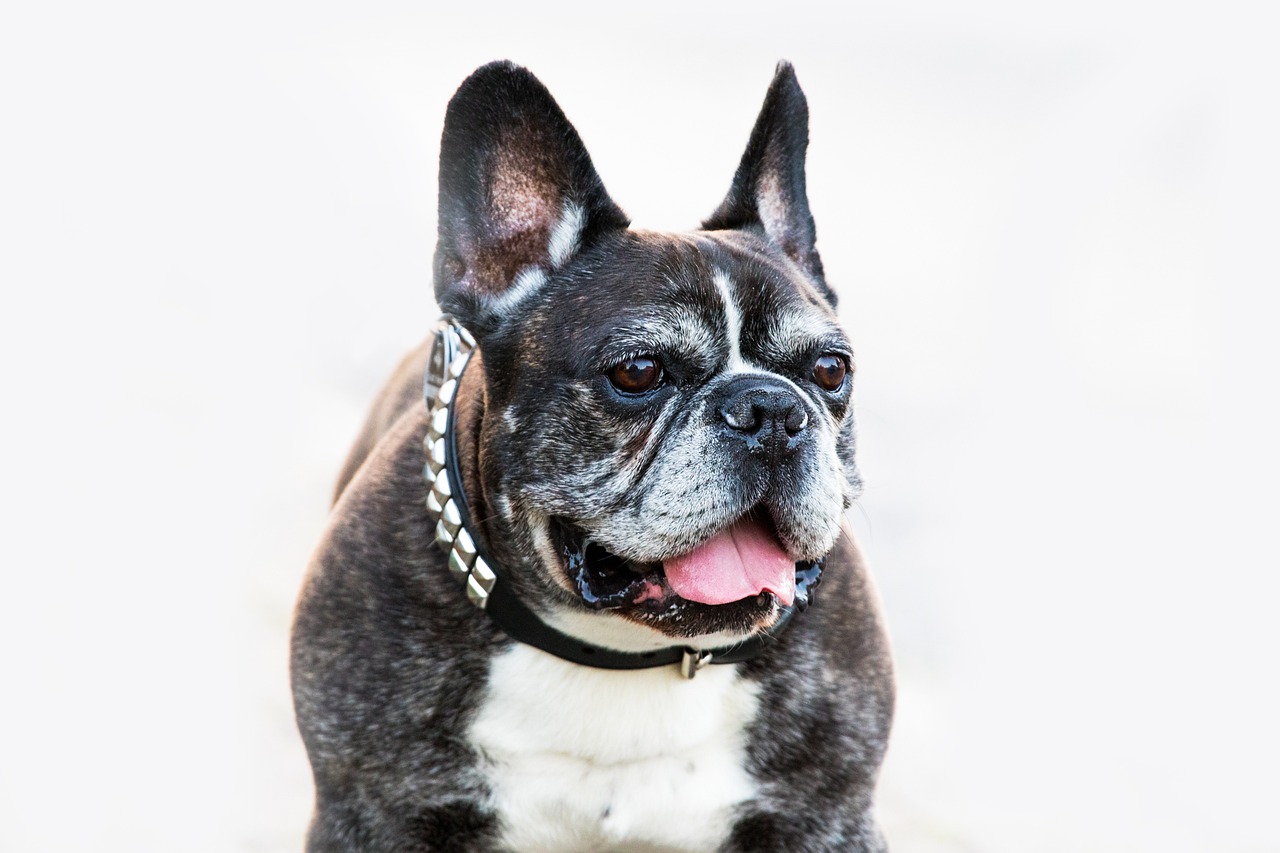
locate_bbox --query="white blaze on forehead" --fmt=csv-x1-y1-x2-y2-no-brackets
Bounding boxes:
708,268,824,411
711,268,750,371
547,201,585,268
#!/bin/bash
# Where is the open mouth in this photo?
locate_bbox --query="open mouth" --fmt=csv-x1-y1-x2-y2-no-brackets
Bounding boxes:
553,514,825,615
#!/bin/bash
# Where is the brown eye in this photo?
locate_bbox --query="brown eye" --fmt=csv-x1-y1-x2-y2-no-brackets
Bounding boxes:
607,357,663,394
812,354,847,391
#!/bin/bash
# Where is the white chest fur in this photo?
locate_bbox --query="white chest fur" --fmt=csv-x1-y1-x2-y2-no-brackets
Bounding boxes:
469,645,761,853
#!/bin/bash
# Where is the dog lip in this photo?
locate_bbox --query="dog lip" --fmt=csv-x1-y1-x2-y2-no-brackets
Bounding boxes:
555,521,669,610
552,515,827,617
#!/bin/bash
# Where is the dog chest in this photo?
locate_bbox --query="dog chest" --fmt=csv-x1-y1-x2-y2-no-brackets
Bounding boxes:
469,644,760,853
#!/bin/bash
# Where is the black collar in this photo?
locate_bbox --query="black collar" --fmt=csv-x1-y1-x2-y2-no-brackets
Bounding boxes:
421,317,803,678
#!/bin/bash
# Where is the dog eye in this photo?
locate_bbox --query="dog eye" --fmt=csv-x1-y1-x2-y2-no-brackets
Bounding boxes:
812,354,847,392
607,357,663,394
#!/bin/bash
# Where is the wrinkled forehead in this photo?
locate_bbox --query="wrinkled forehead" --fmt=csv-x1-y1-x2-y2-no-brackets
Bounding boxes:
517,230,844,370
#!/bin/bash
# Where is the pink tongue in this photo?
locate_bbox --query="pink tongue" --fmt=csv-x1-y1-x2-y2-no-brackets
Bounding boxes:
663,518,796,607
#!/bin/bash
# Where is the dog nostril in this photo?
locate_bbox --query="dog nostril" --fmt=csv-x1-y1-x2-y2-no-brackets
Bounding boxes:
720,392,807,438
721,399,760,432
784,405,807,436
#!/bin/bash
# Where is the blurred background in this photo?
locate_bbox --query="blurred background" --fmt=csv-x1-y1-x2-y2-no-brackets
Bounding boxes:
2,1,1278,851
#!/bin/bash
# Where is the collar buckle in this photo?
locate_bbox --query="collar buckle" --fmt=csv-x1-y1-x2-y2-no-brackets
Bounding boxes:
680,648,713,679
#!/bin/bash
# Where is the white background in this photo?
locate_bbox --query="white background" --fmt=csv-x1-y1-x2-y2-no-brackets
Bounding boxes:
3,1,1278,851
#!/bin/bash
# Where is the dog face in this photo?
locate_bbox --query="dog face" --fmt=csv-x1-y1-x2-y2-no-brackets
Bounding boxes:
434,63,859,647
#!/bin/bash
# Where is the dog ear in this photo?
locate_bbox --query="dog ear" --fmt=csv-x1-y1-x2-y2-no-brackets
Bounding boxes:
703,62,834,305
433,61,629,330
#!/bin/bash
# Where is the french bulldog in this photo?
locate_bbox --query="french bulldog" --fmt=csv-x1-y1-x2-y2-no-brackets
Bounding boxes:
291,60,894,853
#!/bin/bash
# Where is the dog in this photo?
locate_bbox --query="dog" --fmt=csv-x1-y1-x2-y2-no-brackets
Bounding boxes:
291,60,894,852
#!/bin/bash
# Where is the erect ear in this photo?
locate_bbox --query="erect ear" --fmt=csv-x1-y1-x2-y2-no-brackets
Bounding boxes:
433,61,629,330
703,62,834,304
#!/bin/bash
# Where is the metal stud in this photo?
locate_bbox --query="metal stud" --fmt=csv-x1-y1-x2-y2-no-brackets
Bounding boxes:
448,546,475,580
465,573,490,608
426,488,444,517
457,325,476,348
453,527,475,561
429,406,448,440
447,354,467,379
422,462,436,489
439,499,462,537
432,472,452,502
429,437,447,474
436,379,457,405
434,519,454,551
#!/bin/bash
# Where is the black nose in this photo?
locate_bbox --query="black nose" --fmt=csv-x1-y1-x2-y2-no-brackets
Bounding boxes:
714,375,808,454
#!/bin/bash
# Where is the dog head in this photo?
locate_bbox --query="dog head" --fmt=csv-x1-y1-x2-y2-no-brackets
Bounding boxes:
435,62,859,650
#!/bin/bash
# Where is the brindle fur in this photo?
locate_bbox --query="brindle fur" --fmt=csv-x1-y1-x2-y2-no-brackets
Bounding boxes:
293,61,895,852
